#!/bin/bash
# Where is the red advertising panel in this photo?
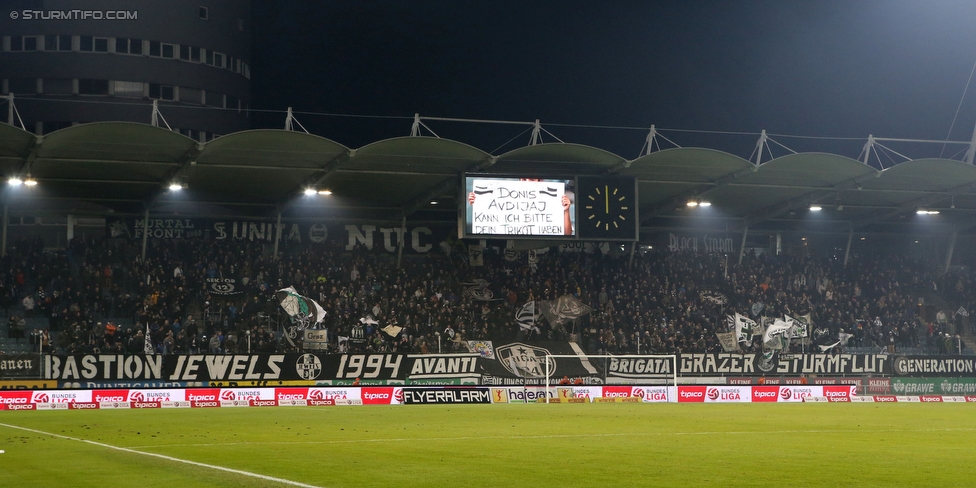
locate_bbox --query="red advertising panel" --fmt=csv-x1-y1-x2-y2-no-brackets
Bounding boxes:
68,402,100,410
919,396,943,403
275,387,310,402
751,386,780,403
0,391,34,407
361,387,395,405
185,388,221,403
677,386,707,403
823,385,855,402
92,389,130,403
873,396,898,403
130,401,162,409
249,399,279,407
601,386,634,398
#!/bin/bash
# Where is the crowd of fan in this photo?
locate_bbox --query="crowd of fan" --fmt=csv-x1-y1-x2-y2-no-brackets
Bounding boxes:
0,233,968,356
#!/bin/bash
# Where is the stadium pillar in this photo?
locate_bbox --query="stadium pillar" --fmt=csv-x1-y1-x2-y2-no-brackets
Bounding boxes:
6,93,12,126
966,123,976,164
396,214,406,268
843,226,853,267
737,226,748,265
140,207,149,262
272,211,282,261
628,241,636,269
945,228,958,274
0,201,7,257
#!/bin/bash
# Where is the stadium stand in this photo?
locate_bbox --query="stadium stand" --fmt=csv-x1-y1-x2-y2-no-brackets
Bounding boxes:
0,232,969,356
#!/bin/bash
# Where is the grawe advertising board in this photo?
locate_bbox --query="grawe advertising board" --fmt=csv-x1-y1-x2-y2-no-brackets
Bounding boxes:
891,377,976,395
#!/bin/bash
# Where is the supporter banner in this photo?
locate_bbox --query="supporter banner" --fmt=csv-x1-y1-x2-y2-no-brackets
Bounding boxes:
665,232,736,254
605,356,674,383
206,278,244,296
107,218,452,253
678,353,890,376
43,353,410,382
480,342,603,385
401,387,492,404
407,354,480,384
41,351,976,384
303,329,329,351
891,378,976,395
0,354,42,379
890,356,976,377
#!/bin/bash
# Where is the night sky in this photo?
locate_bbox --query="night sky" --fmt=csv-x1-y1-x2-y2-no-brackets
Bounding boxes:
250,0,976,160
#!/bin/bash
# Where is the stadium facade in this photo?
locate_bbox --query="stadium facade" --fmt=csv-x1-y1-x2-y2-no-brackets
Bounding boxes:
0,0,250,140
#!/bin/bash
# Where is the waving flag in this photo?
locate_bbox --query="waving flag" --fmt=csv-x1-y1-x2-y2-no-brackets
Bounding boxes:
733,313,757,343
516,301,540,333
763,318,794,350
539,295,593,326
144,323,154,355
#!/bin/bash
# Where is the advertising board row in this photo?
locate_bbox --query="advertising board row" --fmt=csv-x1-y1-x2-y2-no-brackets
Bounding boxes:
0,385,867,409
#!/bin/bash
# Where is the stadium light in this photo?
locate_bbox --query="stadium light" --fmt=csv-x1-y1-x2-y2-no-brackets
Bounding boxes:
809,205,822,211
698,201,711,207
686,201,698,207
916,209,939,215
23,177,38,187
8,177,22,186
318,190,332,195
168,183,183,191
304,188,317,196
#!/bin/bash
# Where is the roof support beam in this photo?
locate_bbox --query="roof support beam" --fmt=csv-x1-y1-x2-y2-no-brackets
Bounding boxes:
144,143,203,209
274,150,352,213
852,181,976,230
640,164,759,223
743,172,880,228
400,155,498,218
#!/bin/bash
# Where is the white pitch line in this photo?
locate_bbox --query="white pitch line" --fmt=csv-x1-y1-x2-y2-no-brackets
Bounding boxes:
0,422,321,488
121,426,976,450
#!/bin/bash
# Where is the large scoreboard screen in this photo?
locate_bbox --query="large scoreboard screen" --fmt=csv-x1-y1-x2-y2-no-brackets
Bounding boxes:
460,174,639,241
461,175,576,238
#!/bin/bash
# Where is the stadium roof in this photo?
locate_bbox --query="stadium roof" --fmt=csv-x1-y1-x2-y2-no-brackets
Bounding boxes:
1,121,976,238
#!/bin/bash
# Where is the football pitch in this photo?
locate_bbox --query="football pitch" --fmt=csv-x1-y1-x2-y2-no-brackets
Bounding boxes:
1,404,974,487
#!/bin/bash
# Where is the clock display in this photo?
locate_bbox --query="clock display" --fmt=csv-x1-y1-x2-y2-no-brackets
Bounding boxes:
577,176,638,240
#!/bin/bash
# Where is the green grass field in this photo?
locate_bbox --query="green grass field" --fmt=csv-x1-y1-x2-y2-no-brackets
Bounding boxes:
1,404,974,487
